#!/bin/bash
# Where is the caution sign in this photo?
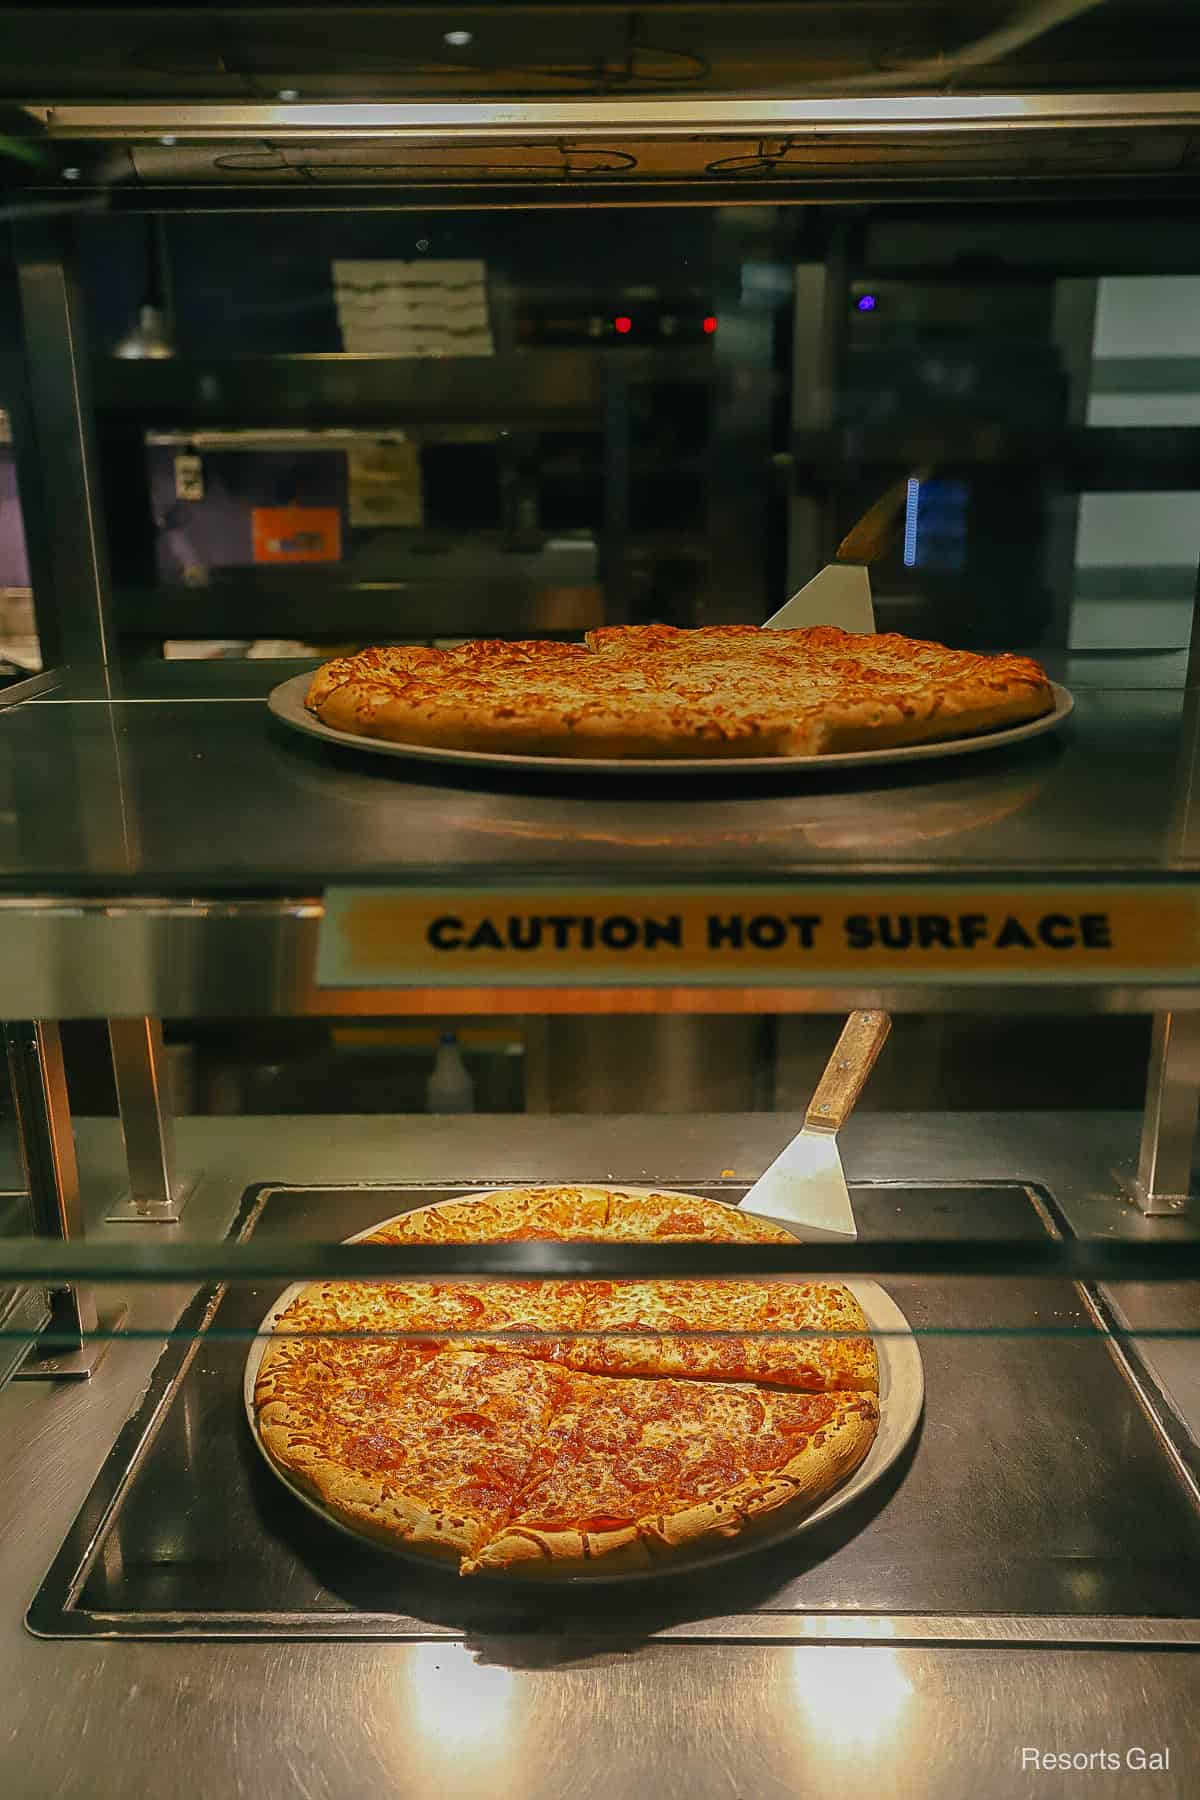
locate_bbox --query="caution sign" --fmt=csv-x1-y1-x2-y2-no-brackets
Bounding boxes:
317,884,1200,987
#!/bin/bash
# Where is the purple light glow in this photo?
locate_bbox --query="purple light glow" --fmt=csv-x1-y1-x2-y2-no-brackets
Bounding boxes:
856,294,877,313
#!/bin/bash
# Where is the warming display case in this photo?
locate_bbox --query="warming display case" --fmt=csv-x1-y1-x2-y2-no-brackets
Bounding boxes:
5,10,1200,1797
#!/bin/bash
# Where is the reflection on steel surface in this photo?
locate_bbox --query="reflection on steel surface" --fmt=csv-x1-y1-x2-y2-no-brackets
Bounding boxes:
407,1644,516,1759
789,1626,914,1757
32,94,1200,142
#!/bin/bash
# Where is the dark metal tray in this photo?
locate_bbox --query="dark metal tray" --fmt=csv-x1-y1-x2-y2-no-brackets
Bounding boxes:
28,1180,1200,1643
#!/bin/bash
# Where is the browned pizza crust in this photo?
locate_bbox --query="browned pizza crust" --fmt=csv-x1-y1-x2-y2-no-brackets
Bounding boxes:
256,1413,486,1564
303,625,1054,760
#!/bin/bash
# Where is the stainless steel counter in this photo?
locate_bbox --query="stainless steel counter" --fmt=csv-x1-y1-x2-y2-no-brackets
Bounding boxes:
2,1110,1199,1799
0,659,1196,896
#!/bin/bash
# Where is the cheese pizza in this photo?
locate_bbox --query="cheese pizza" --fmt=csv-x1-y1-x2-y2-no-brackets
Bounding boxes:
303,624,1053,760
253,1186,882,1575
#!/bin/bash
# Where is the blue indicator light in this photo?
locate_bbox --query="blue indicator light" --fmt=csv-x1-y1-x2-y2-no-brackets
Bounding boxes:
856,294,877,313
903,477,920,568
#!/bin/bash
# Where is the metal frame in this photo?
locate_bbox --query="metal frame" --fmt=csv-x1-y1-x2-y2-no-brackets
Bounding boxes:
2,1021,123,1378
6,217,113,673
703,206,780,623
1133,1014,1200,1217
1046,274,1100,650
4,896,1200,1019
104,1019,195,1223
1134,677,1200,1215
28,93,1200,143
787,240,846,598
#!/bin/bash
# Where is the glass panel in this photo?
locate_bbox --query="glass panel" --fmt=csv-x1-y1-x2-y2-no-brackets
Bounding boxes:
40,197,1200,672
0,409,38,682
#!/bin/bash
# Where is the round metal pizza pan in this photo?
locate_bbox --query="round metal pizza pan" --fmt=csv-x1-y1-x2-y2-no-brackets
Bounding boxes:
244,1187,924,1583
268,670,1073,777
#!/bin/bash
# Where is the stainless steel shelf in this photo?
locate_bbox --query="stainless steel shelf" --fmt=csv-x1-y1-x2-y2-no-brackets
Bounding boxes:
1,658,1199,1013
115,577,602,640
790,424,1200,490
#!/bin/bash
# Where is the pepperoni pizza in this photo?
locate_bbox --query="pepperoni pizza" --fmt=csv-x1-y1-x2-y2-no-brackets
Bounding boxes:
253,1187,882,1575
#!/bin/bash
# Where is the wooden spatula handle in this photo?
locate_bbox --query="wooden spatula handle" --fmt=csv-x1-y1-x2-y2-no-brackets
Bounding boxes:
804,1010,892,1133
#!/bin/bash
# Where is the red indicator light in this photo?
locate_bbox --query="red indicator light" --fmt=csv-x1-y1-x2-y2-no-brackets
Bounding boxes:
613,315,632,334
702,315,717,334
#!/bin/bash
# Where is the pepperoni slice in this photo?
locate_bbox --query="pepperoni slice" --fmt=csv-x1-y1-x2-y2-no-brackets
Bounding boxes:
775,1394,837,1432
613,1448,680,1490
446,1410,495,1434
743,1431,790,1472
680,1456,741,1498
345,1431,408,1472
452,1482,512,1511
652,1209,706,1236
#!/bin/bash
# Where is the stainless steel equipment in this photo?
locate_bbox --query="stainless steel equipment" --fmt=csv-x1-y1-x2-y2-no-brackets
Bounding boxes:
6,26,1200,1800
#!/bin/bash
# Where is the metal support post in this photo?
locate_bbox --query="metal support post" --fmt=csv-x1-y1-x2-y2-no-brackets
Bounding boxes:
601,360,632,625
4,1020,125,1378
1129,654,1200,1216
705,207,781,624
1046,277,1099,651
787,250,844,601
105,1018,196,1222
6,214,115,672
1134,1013,1200,1216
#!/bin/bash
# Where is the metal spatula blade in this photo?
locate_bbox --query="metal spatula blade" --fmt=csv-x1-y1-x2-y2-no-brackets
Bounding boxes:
739,1011,892,1236
763,562,875,634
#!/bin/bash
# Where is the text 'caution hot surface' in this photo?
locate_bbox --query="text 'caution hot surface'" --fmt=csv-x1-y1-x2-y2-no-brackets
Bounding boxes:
319,886,1200,986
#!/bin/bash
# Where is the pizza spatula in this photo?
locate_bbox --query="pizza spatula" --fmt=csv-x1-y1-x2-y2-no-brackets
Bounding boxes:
739,1011,892,1237
762,473,926,634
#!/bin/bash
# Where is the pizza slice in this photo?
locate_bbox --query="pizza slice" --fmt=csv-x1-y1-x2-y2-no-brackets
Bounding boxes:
559,1276,877,1391
257,1347,572,1563
266,1277,502,1340
449,638,591,670
264,1271,587,1361
463,1371,879,1575
304,642,448,712
254,1327,441,1416
366,1185,612,1243
584,623,764,658
601,1189,797,1244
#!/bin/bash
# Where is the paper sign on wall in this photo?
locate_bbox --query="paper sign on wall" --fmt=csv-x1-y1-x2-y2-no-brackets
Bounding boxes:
252,506,342,564
347,443,423,528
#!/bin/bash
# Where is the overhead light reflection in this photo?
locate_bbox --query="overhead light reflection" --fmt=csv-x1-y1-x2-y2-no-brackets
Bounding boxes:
406,1643,516,1756
114,304,174,360
790,1623,913,1755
